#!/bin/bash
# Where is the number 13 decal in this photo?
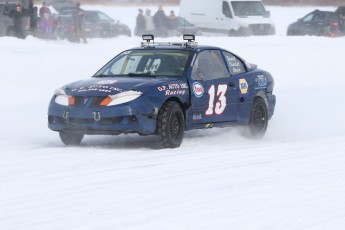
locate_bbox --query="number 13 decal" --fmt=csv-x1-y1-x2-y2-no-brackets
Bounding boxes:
206,84,228,116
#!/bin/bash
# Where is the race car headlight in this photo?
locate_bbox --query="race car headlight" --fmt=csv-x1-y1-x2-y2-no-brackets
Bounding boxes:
100,90,142,106
54,89,75,106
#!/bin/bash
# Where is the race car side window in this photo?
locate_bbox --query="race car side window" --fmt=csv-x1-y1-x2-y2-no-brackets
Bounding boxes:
191,50,230,81
222,51,247,76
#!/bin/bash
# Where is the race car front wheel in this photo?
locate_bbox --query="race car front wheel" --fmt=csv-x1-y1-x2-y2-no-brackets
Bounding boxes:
157,101,185,148
59,131,84,146
249,97,268,138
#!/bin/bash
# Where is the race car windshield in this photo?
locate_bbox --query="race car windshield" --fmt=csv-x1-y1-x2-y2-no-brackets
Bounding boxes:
231,1,268,17
93,50,191,77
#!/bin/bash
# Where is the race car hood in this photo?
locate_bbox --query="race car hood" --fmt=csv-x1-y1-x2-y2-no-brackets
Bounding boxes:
63,77,177,96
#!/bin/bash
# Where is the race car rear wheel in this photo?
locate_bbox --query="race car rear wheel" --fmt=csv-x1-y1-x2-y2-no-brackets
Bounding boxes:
157,101,185,148
59,131,84,146
249,97,268,138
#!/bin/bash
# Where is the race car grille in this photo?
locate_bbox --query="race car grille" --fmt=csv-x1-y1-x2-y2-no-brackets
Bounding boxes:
49,115,124,125
72,96,108,107
249,24,272,35
73,96,85,107
69,118,95,124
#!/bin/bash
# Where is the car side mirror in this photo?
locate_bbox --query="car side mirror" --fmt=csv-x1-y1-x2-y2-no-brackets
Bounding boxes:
266,10,270,16
297,18,302,22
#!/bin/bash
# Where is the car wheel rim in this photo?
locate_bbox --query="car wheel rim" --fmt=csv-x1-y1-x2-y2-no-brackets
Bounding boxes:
170,113,180,140
254,104,266,131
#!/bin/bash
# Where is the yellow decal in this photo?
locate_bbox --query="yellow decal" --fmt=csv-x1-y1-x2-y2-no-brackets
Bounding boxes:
239,79,248,94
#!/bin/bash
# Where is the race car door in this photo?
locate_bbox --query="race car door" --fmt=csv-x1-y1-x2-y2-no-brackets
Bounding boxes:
190,49,239,124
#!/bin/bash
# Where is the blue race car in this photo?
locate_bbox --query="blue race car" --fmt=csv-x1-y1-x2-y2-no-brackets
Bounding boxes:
48,35,276,148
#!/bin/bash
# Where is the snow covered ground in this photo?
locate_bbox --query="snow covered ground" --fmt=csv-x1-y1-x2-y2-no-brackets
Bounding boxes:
1,5,345,230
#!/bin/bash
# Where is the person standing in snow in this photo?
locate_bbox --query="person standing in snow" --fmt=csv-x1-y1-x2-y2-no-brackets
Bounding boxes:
153,5,168,37
135,8,146,36
73,2,87,43
167,10,178,37
144,9,155,34
5,3,25,39
39,1,50,18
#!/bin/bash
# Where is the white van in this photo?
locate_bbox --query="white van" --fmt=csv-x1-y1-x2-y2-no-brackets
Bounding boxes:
179,0,275,36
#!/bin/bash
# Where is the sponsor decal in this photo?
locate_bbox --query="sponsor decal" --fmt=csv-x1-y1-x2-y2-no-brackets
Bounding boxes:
226,55,242,74
193,113,202,120
71,85,123,93
193,82,204,98
239,78,248,94
157,83,189,96
255,75,267,89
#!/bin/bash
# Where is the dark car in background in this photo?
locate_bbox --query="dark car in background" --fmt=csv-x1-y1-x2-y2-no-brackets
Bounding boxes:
335,6,345,33
50,0,75,13
57,9,131,41
176,16,201,36
287,10,341,37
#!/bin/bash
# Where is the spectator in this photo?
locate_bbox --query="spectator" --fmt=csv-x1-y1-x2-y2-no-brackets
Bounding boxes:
167,10,178,37
73,2,87,43
30,6,39,33
39,11,53,38
39,1,51,18
144,9,155,34
153,5,168,37
5,3,25,39
39,1,53,38
135,8,146,36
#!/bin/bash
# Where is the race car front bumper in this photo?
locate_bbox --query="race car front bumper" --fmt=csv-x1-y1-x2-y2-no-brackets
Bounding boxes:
48,98,158,135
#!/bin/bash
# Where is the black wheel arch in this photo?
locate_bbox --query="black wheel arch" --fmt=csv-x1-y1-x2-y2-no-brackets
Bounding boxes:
159,97,187,126
253,91,268,108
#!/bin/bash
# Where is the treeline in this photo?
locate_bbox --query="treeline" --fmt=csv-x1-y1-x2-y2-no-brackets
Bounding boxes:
262,0,345,6
74,0,344,6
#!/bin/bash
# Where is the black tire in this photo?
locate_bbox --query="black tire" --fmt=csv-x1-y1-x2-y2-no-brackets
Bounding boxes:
59,131,84,146
249,97,268,138
157,101,185,148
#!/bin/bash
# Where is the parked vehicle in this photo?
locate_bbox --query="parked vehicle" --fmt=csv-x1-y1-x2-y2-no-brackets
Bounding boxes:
50,0,75,13
287,10,341,37
335,6,345,34
176,16,202,36
179,0,275,36
48,35,276,148
56,9,131,41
